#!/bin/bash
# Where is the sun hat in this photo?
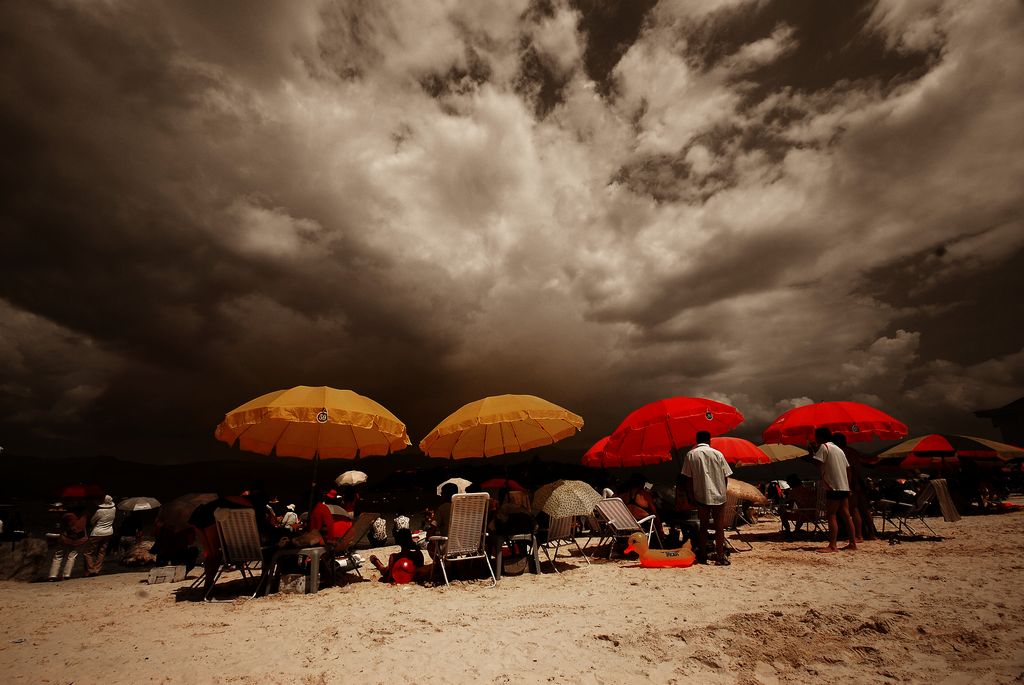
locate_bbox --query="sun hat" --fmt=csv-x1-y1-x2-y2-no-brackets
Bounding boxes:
286,503,296,511
98,495,115,509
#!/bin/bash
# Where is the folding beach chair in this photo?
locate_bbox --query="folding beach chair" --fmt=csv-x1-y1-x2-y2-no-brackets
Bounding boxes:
537,515,591,573
206,507,268,600
331,511,377,577
579,513,608,553
594,498,662,559
720,495,752,551
428,493,496,587
877,483,940,537
787,482,826,537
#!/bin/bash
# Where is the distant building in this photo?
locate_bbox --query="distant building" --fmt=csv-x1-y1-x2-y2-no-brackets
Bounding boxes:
975,397,1024,447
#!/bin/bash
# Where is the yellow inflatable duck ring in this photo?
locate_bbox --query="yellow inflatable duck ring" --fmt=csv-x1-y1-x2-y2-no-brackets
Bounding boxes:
623,532,697,568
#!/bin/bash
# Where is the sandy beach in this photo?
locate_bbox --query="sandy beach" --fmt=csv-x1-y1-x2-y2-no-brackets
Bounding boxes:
2,510,1023,685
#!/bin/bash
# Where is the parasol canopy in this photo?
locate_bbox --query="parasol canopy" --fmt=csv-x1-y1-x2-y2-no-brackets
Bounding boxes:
479,478,526,492
762,401,907,445
419,394,583,459
582,435,668,468
532,480,603,518
215,385,410,459
757,443,809,462
156,493,217,532
60,484,104,500
336,470,368,487
878,434,1024,470
604,397,744,460
726,479,768,504
436,478,472,496
710,437,770,466
117,496,161,512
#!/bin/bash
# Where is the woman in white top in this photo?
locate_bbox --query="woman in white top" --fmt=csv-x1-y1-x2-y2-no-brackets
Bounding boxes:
83,495,116,577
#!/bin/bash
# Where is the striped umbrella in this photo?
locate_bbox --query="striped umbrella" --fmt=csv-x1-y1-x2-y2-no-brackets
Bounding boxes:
878,434,1024,470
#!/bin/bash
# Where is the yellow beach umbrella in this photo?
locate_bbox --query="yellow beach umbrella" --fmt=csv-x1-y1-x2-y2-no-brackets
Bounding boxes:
420,394,584,459
215,385,409,459
216,386,409,507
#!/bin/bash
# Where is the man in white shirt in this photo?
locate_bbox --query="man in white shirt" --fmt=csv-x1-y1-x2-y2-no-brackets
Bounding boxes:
682,431,733,565
813,427,857,553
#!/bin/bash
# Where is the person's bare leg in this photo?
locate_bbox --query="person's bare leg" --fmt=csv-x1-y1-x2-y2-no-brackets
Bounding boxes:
819,500,840,552
697,506,710,563
713,504,729,565
850,505,864,543
196,525,222,595
840,500,858,550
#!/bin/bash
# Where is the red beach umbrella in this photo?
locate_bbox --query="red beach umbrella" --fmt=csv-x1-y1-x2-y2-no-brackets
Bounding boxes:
59,483,104,500
479,478,526,492
762,401,907,445
582,434,670,468
878,434,1024,470
605,397,744,459
582,436,611,468
710,437,771,466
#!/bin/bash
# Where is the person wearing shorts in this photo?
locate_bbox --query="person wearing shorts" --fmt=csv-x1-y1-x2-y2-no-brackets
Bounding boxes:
813,427,857,552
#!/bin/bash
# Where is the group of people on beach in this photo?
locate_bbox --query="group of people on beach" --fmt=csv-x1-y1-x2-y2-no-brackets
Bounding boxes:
46,422,1006,588
48,495,116,581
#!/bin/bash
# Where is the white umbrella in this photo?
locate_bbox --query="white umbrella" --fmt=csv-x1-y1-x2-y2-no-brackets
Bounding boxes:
436,478,472,497
336,470,368,487
117,496,161,512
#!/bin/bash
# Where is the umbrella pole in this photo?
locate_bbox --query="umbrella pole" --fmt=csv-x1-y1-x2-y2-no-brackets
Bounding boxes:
308,452,321,515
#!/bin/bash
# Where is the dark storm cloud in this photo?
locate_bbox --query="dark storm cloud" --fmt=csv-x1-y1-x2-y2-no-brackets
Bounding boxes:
1,0,1022,460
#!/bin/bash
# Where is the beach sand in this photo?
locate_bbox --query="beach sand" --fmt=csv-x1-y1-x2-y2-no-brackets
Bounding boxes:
2,511,1023,684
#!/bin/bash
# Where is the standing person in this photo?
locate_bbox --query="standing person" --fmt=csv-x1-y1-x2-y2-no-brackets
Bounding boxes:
813,427,857,553
682,431,733,566
49,503,89,581
83,495,116,577
281,503,300,531
832,432,876,541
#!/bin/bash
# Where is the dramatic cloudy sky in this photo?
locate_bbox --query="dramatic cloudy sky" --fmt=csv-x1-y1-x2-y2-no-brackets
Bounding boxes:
1,0,1022,461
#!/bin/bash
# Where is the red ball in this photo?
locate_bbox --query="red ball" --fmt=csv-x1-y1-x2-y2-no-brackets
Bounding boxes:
391,558,415,584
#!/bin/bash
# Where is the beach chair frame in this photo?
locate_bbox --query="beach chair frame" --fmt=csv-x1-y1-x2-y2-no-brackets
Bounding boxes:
207,508,267,600
877,484,938,537
594,498,662,559
428,493,496,587
537,515,590,573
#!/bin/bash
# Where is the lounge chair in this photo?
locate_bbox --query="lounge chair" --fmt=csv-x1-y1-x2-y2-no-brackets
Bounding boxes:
594,497,662,559
331,511,377,577
206,507,268,600
784,482,826,538
537,515,590,573
428,493,496,587
876,480,957,537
